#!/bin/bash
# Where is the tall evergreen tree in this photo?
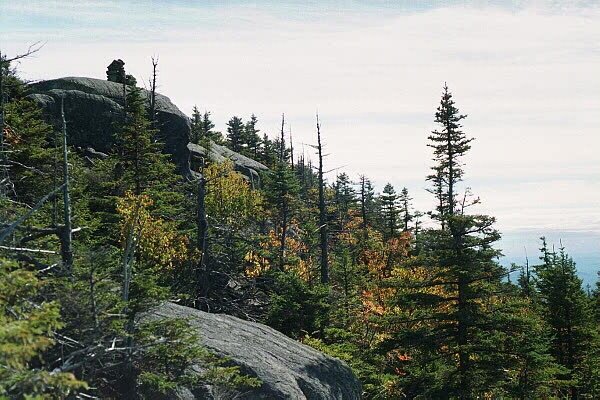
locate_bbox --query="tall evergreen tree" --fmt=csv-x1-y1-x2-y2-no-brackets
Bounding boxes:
426,83,473,223
535,240,597,398
190,105,203,144
358,175,375,238
226,116,244,152
398,187,413,232
501,279,566,399
243,114,261,158
332,173,356,235
259,134,278,168
379,183,399,240
380,85,518,398
201,110,221,143
114,84,166,196
264,162,300,270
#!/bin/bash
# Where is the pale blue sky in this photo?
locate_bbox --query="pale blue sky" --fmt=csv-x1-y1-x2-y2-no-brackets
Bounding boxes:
2,0,599,283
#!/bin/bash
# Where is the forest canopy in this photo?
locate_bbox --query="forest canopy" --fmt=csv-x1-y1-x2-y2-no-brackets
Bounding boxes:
1,52,599,399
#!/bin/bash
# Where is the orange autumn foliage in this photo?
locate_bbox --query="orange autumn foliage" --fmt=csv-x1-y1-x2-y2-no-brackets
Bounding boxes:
358,231,412,319
244,223,314,281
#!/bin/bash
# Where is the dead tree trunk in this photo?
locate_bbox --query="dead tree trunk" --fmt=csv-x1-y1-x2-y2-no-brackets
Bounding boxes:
60,99,73,273
120,199,144,320
359,175,369,240
196,172,210,299
279,113,285,163
279,196,289,271
197,176,208,256
316,113,329,284
289,125,294,170
0,51,8,198
149,57,158,127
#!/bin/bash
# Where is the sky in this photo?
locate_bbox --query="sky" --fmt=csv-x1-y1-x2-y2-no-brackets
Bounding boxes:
1,0,599,283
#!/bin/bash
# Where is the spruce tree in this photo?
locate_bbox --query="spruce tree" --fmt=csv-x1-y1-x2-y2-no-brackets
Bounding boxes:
114,84,166,195
264,162,300,270
259,134,278,168
380,85,517,398
358,175,375,238
190,105,203,144
0,258,86,397
535,240,597,398
198,109,221,144
379,183,399,240
426,83,473,223
398,187,413,232
332,173,356,234
226,116,244,152
2,82,55,204
500,281,566,399
244,114,261,158
593,271,600,323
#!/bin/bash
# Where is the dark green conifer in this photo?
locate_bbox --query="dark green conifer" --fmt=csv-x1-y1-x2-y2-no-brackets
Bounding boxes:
398,187,413,232
190,105,203,144
380,85,519,398
332,173,356,233
226,116,244,152
264,162,300,270
244,114,261,158
535,240,598,398
426,83,473,223
379,183,399,240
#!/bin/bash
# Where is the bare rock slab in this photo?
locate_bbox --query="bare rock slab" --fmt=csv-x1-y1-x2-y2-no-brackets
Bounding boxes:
148,302,362,400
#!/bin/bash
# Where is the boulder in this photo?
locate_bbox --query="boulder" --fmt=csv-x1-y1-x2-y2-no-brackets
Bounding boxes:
188,141,268,187
28,77,269,181
145,302,362,400
28,77,192,177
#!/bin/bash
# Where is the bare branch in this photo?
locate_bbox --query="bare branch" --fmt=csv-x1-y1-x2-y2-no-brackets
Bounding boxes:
1,42,45,63
0,183,65,243
7,159,48,175
18,226,89,244
0,245,58,254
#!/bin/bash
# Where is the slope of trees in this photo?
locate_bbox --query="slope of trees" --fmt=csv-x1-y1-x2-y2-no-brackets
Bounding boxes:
1,54,599,399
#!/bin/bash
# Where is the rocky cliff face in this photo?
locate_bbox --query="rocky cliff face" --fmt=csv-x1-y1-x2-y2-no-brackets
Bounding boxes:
28,77,269,180
188,141,268,187
145,302,362,400
28,77,193,176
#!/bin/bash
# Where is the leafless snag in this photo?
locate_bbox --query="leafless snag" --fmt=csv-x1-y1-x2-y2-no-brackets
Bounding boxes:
149,56,159,127
316,112,329,284
60,98,74,272
279,113,285,163
0,183,66,244
197,166,209,301
289,125,294,170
